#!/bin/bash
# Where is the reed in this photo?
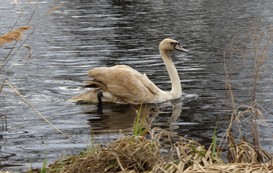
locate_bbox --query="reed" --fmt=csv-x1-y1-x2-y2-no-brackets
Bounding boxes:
0,26,32,71
0,5,68,138
223,26,273,164
0,26,31,47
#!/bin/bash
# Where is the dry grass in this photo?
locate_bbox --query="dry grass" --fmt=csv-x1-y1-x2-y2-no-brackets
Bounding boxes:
3,79,69,137
47,135,161,173
35,127,272,173
223,26,273,165
0,26,31,47
0,25,33,71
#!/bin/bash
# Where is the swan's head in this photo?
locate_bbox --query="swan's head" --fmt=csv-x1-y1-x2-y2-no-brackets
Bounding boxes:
159,38,188,52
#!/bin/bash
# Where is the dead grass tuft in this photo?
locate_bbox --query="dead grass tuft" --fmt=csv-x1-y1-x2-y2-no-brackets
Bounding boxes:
48,136,161,173
0,26,31,47
43,127,273,173
48,133,154,173
227,135,271,163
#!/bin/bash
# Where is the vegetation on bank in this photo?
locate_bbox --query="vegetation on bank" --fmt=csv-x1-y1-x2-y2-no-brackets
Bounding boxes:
28,122,272,173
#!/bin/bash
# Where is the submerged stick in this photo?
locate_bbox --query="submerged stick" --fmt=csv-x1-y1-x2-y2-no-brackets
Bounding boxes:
4,79,69,138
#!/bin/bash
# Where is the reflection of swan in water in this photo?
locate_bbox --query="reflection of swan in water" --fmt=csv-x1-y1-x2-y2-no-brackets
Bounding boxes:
69,38,188,105
85,104,137,132
87,99,186,133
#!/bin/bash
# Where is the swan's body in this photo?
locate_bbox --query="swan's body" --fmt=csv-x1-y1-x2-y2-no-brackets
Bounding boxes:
69,38,188,105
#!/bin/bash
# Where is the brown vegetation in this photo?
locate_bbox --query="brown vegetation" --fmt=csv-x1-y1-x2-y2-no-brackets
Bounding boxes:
36,127,272,173
0,26,31,47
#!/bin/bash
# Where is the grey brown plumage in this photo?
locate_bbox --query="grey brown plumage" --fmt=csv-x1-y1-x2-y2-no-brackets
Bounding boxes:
69,38,188,105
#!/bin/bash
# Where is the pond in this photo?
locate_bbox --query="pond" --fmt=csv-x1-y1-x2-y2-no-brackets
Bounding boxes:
1,0,273,172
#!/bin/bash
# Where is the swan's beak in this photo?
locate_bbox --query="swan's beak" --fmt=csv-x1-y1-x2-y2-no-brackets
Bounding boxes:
175,44,188,52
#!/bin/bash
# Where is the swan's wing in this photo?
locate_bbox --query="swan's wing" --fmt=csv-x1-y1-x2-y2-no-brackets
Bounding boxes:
83,80,108,91
88,65,160,104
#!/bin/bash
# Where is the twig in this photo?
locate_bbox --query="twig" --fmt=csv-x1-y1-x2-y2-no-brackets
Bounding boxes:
4,79,70,138
114,153,125,171
0,42,18,72
27,9,36,24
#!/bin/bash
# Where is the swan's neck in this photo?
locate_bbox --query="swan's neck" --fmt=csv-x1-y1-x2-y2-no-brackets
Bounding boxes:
160,50,182,98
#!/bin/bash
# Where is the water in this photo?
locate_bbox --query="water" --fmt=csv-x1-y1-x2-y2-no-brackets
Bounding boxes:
1,0,273,172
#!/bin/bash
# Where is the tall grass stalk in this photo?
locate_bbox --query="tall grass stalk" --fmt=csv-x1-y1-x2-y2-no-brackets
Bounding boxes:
250,28,273,156
40,159,48,173
211,123,218,158
4,79,69,137
223,27,273,162
132,104,143,136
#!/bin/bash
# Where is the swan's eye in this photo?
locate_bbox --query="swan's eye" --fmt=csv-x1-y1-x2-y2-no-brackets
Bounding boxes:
170,42,179,47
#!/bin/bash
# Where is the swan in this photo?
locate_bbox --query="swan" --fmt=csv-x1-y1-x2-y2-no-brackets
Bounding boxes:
69,38,188,105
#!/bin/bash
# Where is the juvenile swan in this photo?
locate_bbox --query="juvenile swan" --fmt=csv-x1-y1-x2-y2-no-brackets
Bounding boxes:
69,38,188,105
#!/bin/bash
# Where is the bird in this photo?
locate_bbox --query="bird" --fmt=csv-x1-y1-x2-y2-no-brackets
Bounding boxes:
69,38,188,106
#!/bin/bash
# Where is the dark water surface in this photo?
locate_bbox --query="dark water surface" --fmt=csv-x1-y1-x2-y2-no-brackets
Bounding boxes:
1,0,273,172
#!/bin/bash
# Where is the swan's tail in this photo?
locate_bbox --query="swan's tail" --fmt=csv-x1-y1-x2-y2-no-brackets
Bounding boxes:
68,80,106,103
68,88,100,103
68,80,128,104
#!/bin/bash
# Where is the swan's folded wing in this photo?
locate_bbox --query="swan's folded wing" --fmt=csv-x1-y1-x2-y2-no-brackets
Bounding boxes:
88,65,160,104
140,73,159,94
83,80,108,90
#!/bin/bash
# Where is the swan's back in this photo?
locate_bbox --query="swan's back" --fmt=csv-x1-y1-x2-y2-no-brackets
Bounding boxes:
70,38,187,104
89,65,161,104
